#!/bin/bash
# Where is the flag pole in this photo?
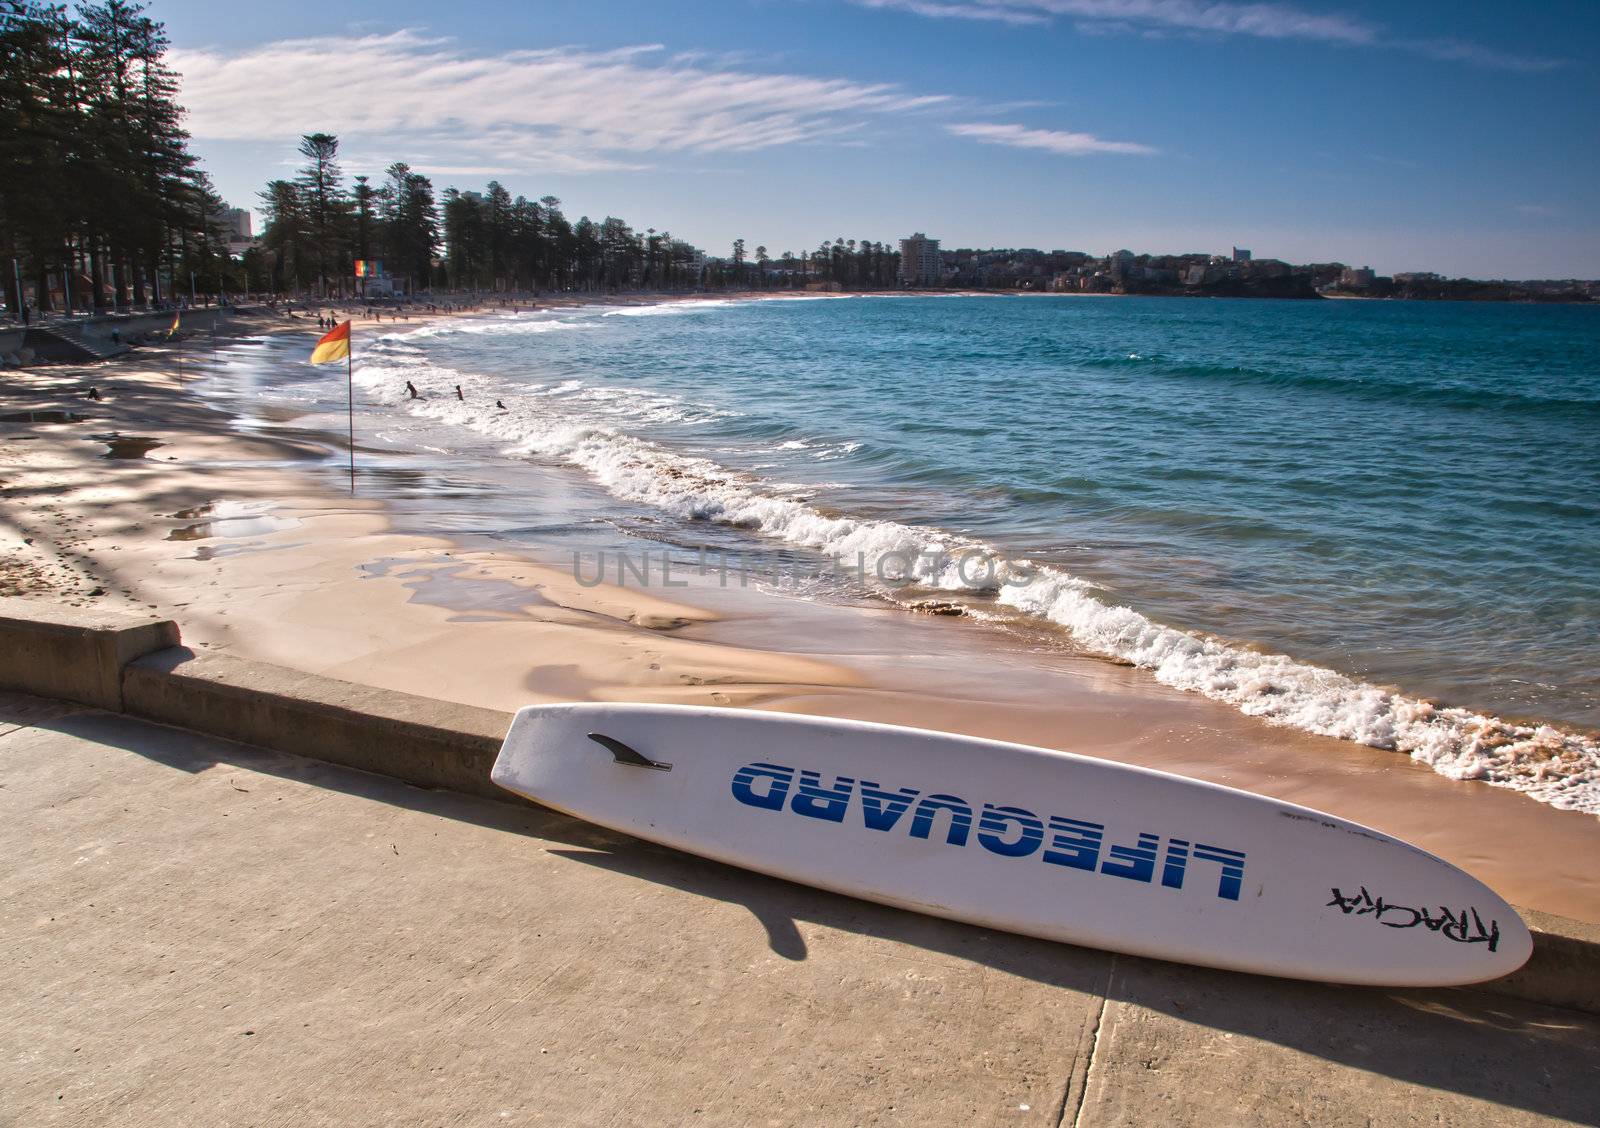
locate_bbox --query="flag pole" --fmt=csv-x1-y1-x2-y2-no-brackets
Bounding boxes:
347,325,355,494
310,318,355,492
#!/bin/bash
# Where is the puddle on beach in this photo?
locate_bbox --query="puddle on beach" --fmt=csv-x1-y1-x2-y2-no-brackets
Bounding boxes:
91,432,165,459
1,410,87,423
166,500,301,543
185,540,308,562
361,556,557,621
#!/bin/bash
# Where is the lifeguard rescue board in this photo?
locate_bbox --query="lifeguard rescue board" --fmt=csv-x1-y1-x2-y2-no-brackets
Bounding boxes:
491,703,1531,986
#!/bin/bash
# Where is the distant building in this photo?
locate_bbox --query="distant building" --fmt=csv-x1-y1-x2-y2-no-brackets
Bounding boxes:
1340,265,1377,289
898,233,941,287
214,204,257,258
223,207,252,241
1232,246,1251,262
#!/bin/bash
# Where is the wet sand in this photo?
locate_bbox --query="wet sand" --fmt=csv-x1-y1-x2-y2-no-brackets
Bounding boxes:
3,304,1598,924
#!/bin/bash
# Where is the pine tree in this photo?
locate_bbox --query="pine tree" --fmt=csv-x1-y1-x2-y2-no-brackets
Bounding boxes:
295,133,346,296
352,175,375,262
258,180,306,293
0,1,221,313
384,163,438,292
0,3,76,312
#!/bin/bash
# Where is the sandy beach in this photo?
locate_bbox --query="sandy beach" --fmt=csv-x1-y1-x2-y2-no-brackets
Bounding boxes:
4,301,1600,924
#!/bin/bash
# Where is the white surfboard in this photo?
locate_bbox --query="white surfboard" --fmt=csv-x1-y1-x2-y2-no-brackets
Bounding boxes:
492,703,1532,986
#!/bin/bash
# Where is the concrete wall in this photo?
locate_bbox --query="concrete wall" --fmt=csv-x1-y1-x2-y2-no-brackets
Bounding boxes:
71,308,228,342
123,647,513,802
2,308,254,356
1489,907,1600,1014
0,600,179,710
0,595,1596,1014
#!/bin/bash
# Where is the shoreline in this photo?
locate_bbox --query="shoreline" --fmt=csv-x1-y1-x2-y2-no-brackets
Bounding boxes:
4,300,1600,923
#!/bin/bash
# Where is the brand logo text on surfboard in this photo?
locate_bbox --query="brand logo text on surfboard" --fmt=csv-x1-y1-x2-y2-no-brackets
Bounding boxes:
731,763,1247,901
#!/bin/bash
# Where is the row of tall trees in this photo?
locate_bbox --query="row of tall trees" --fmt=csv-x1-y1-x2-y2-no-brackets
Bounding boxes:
260,134,713,297
260,133,908,296
0,0,228,313
442,191,706,293
759,239,903,289
256,136,440,297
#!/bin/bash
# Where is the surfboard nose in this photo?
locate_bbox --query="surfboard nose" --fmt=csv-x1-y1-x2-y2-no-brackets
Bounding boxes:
1462,903,1535,985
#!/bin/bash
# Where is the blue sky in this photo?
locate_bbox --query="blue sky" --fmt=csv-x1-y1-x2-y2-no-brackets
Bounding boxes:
156,0,1598,277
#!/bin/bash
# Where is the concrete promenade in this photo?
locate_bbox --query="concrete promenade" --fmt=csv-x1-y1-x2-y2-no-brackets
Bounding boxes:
3,692,1598,1127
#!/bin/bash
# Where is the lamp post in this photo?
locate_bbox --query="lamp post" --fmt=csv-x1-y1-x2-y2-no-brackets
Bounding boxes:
12,257,26,343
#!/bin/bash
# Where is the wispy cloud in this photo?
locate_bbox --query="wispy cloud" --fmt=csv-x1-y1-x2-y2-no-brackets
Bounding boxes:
1400,38,1565,74
172,31,953,174
848,0,1564,70
947,121,1157,155
853,0,1374,43
851,0,1048,25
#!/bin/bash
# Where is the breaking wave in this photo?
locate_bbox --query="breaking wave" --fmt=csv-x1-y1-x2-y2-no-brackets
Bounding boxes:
382,316,599,342
603,299,742,317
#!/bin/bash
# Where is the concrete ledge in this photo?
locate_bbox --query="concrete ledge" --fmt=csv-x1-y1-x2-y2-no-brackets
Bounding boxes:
0,598,179,711
122,648,515,802
1483,908,1600,1015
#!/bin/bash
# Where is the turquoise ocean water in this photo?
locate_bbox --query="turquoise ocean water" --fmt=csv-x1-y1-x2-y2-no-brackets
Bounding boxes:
262,294,1599,812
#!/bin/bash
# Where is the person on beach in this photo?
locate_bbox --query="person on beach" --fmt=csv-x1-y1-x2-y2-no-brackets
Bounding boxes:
405,381,420,400
454,384,465,401
496,399,507,410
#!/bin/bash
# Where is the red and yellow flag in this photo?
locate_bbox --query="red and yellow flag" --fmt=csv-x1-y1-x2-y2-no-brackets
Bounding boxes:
310,320,351,365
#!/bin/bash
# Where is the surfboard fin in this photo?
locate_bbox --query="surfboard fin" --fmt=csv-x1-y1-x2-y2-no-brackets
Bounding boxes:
587,732,673,772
